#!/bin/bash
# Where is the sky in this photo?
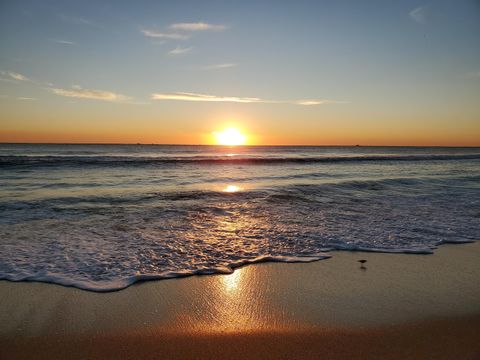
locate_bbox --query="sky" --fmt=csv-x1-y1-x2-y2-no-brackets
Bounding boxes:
0,0,479,145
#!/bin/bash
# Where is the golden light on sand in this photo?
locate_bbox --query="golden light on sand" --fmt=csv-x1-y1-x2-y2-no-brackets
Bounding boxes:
223,270,242,292
223,185,240,193
214,128,246,146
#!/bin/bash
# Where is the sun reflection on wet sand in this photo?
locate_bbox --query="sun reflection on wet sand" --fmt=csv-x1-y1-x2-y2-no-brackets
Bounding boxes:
223,269,243,293
203,267,268,332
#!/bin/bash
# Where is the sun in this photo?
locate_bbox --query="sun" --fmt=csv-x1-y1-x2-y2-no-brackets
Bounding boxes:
214,128,246,146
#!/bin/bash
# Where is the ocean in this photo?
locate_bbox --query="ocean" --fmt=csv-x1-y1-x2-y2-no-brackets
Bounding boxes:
0,144,479,291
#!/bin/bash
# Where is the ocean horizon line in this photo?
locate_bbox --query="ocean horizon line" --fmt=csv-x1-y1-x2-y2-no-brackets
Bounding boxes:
1,142,480,148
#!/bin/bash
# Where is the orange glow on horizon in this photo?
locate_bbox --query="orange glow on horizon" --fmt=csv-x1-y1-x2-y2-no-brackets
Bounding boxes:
1,127,479,147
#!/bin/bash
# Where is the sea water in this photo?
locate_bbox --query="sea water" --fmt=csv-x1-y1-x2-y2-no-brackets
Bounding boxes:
0,144,479,291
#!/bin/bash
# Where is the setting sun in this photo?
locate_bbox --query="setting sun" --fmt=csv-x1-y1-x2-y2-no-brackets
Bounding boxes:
214,128,246,146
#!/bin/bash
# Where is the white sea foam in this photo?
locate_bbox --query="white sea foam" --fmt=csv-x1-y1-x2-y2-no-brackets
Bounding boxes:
0,144,479,291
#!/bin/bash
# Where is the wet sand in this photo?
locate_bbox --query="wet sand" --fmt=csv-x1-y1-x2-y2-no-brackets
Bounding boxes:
1,242,480,359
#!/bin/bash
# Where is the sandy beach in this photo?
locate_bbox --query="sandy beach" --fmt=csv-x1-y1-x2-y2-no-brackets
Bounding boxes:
1,241,479,359
2,0,480,358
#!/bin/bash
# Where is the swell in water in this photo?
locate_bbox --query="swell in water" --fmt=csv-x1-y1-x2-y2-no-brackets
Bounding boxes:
0,145,479,291
1,153,479,168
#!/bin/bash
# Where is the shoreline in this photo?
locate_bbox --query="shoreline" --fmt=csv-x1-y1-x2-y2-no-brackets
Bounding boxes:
0,240,475,293
1,241,479,359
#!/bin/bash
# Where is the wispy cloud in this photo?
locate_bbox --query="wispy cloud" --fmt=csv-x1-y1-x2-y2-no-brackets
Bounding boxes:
151,92,341,106
168,46,192,55
152,92,261,103
51,39,76,45
50,85,131,102
295,99,337,106
59,14,92,26
0,95,37,100
141,22,227,44
204,63,237,70
1,71,30,81
409,6,427,24
169,22,227,32
141,29,189,40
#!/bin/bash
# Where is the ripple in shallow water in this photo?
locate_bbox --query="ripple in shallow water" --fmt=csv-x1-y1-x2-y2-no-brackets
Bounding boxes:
0,174,478,291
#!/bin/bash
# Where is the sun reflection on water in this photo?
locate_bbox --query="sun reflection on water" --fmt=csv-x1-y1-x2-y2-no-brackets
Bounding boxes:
223,185,240,193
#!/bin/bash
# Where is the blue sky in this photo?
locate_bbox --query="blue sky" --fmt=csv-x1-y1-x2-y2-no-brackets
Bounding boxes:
1,0,479,145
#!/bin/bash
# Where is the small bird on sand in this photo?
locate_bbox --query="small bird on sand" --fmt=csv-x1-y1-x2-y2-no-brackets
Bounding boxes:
358,259,367,269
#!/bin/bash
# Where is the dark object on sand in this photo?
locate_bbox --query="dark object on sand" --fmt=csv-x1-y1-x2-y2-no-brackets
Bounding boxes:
358,259,367,269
